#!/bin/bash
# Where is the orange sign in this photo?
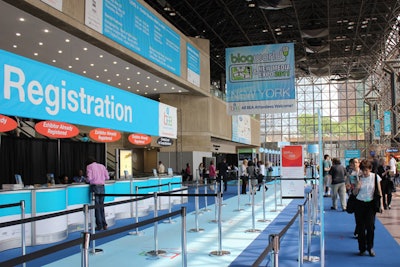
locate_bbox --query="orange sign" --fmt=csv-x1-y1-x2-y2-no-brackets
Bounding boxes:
128,133,152,145
35,121,79,138
0,115,17,132
89,128,121,142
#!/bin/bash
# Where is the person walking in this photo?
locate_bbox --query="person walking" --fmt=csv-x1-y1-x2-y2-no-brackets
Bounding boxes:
377,157,392,209
208,160,217,190
347,158,362,238
353,159,383,257
240,159,249,194
86,157,110,231
323,154,332,196
217,158,229,192
329,158,347,211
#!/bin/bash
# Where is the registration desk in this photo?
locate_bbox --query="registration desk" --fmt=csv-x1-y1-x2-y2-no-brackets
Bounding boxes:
0,175,183,252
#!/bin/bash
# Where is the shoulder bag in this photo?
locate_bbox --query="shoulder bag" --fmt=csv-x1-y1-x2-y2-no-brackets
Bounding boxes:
373,174,382,213
346,193,357,214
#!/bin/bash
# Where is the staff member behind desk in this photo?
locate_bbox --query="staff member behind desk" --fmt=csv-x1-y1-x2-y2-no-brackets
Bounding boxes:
86,157,109,231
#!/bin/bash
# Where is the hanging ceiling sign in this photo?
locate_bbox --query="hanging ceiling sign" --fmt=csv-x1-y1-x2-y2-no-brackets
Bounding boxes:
128,133,152,146
35,120,79,138
157,137,173,146
0,114,17,132
90,128,121,143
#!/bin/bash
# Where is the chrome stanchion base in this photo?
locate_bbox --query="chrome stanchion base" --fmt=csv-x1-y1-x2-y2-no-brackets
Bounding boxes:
303,255,320,262
257,219,271,222
128,230,144,236
208,219,224,223
209,250,231,256
202,208,212,212
191,211,204,215
163,218,177,224
90,248,103,255
234,208,244,212
146,250,167,257
245,228,262,233
189,228,204,232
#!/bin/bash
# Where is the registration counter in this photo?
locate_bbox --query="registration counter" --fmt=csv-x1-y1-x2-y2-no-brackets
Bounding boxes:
0,175,183,252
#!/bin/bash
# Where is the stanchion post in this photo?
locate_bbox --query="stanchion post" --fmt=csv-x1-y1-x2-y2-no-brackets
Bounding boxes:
164,182,176,224
20,200,26,267
82,204,89,267
235,171,244,212
89,192,103,255
209,192,230,256
189,182,204,232
146,192,166,257
298,205,304,266
181,207,187,267
271,177,278,212
258,181,270,222
129,186,144,235
245,185,261,233
202,178,211,212
272,234,280,267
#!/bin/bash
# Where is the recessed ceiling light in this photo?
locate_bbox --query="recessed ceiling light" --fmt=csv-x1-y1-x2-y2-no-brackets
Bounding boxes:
128,86,131,89
75,57,79,60
90,63,94,66
65,39,70,42
118,83,121,85
83,47,88,51
58,50,63,53
127,78,131,80
68,66,72,69
104,69,108,72
107,79,111,82
96,75,99,78
146,76,150,79
136,81,140,84
145,85,149,88
136,89,140,92
19,18,25,22
156,80,160,83
34,53,38,56
99,54,103,58
125,66,130,70
178,90,182,93
44,29,49,33
52,59,56,62
13,45,17,48
16,32,21,36
164,83,167,86
145,92,148,95
116,73,120,76
171,87,175,90
113,61,117,64
83,70,86,74
38,42,43,46
137,71,141,75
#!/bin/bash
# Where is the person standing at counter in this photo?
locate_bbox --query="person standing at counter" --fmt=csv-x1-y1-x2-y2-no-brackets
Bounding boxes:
86,157,109,231
158,161,165,175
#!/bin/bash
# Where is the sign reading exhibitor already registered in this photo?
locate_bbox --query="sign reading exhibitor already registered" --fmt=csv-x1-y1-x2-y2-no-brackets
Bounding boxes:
226,43,296,115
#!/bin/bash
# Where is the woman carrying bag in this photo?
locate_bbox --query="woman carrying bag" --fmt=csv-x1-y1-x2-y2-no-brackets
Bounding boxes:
352,159,383,257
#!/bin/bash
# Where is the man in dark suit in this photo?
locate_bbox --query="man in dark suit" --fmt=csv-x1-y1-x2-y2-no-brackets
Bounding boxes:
217,158,229,192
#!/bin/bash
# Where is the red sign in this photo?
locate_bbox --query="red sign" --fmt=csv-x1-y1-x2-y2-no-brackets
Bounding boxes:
0,115,17,132
128,133,152,145
281,145,303,167
90,128,121,142
35,121,79,138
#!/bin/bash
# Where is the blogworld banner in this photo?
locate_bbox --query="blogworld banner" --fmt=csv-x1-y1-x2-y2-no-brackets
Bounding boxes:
0,49,176,137
226,43,296,115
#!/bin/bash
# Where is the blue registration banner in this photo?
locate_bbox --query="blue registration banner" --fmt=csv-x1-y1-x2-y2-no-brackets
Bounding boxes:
100,0,181,76
226,43,296,115
186,43,200,86
374,119,381,140
0,49,164,136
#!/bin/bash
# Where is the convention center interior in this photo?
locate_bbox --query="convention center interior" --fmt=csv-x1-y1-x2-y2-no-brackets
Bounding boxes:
0,0,400,266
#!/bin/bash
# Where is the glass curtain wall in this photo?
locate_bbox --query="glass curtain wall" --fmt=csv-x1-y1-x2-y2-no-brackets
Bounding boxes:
261,77,371,159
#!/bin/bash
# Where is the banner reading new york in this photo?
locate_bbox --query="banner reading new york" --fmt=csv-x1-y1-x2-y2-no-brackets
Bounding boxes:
226,43,296,115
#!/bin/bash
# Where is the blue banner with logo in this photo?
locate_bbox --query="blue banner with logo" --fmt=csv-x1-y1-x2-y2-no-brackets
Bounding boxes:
384,110,391,135
374,119,381,140
225,43,296,115
0,49,176,137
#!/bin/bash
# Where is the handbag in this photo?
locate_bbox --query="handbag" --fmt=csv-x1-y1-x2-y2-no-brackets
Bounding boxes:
346,193,357,214
373,174,382,213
